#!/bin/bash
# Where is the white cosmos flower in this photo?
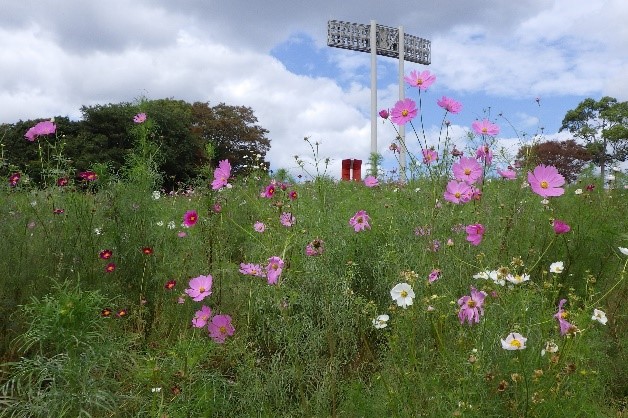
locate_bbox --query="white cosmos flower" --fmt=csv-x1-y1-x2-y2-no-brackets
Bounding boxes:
501,332,527,350
372,314,390,329
619,247,628,256
549,261,564,274
541,341,559,356
506,273,530,285
591,309,608,325
574,188,582,195
390,282,415,309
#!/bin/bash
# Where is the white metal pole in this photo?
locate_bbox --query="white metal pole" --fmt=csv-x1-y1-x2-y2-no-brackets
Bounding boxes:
398,26,406,183
370,20,377,174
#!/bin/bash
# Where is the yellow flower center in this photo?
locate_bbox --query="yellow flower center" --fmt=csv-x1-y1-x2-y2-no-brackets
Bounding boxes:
454,192,461,198
510,339,522,348
400,290,408,298
402,109,409,117
467,300,476,308
219,326,227,334
540,180,549,189
482,127,488,133
464,168,471,175
199,287,206,293
417,79,423,85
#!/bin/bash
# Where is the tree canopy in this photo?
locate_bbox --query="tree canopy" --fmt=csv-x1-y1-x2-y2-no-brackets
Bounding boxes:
516,140,592,183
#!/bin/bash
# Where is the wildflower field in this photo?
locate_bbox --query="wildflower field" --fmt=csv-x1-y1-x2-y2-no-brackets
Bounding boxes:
1,85,627,417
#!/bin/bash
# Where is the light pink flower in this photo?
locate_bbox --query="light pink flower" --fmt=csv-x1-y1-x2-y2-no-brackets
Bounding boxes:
192,305,212,328
453,157,483,184
133,113,147,124
349,210,371,232
239,263,265,277
24,120,56,142
280,212,296,227
552,219,571,234
211,159,231,190
428,269,441,283
208,314,235,343
185,274,213,301
390,98,418,125
528,164,565,198
443,180,472,204
305,239,325,256
254,221,265,232
364,175,379,187
265,256,284,285
183,210,198,227
465,224,485,246
422,149,438,164
475,144,493,165
554,299,577,336
458,287,488,325
437,96,462,114
472,119,500,136
404,70,436,90
497,169,517,180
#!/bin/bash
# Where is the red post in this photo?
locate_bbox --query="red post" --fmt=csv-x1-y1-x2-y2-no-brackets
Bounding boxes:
341,159,352,181
352,159,362,181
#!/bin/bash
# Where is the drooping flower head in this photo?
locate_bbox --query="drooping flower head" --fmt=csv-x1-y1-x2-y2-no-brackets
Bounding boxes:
457,287,487,325
422,148,438,164
472,119,500,136
133,113,147,124
501,332,527,350
443,180,472,204
305,238,325,256
24,120,56,142
183,210,198,228
349,210,371,232
265,256,284,285
527,165,565,198
208,314,235,343
390,282,415,309
378,109,389,119
437,96,462,114
185,274,213,301
211,159,231,190
192,305,212,328
475,144,493,165
390,98,418,125
363,175,379,187
497,168,517,180
552,219,571,234
404,70,436,90
453,157,483,184
554,299,577,336
465,224,485,246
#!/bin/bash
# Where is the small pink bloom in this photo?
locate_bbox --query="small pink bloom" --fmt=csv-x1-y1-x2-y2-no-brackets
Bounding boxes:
79,171,98,181
9,172,20,187
378,109,389,119
422,149,438,164
305,239,325,256
443,180,472,204
239,263,265,277
57,177,68,186
211,159,231,190
472,119,500,136
465,224,485,246
428,269,441,283
404,70,436,90
280,212,296,227
262,183,276,198
183,210,198,228
363,175,379,187
265,256,284,285
390,98,418,125
177,231,187,238
553,219,571,234
208,314,235,343
497,169,517,180
133,113,147,124
437,96,462,114
528,165,565,198
185,274,213,301
458,287,487,325
453,157,482,184
349,210,371,232
254,221,266,232
288,190,298,200
475,144,493,165
192,305,212,328
24,120,56,142
213,203,222,213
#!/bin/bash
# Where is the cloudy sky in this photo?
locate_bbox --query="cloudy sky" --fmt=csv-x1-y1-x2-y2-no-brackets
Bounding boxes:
2,0,627,178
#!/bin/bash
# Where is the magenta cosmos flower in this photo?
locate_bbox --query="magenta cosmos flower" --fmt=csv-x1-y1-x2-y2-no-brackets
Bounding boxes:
363,175,379,187
390,98,418,125
443,180,472,204
472,119,500,136
437,96,462,114
262,183,276,198
422,149,438,165
133,113,147,124
404,70,436,90
554,299,577,336
553,219,571,234
211,159,231,190
265,256,284,285
79,171,98,181
465,224,485,246
24,120,56,142
453,157,482,184
9,172,21,187
192,305,212,328
458,287,488,325
208,314,235,343
349,210,371,232
527,165,565,198
183,210,198,228
185,274,213,301
378,109,389,119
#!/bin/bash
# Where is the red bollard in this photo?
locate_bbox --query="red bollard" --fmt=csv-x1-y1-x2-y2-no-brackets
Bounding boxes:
341,159,352,181
352,159,362,182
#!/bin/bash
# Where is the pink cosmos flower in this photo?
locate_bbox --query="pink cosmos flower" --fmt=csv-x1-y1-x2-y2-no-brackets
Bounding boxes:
57,177,68,186
192,305,212,328
527,164,565,198
437,96,462,114
422,148,438,164
239,263,265,277
211,159,231,190
24,120,56,142
390,98,418,125
554,299,577,336
305,238,325,256
9,172,20,187
472,119,500,136
552,219,571,234
79,171,98,181
364,175,379,187
458,287,488,325
280,212,296,227
453,157,483,184
443,180,472,204
349,210,371,232
262,183,276,198
497,168,517,180
428,269,441,283
183,210,198,228
378,109,389,119
265,256,284,285
288,190,298,200
208,314,235,343
254,221,265,232
404,70,436,90
465,224,485,246
475,144,493,165
185,274,213,301
133,113,147,124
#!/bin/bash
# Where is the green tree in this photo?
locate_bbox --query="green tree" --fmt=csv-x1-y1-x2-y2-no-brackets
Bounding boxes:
559,96,628,180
